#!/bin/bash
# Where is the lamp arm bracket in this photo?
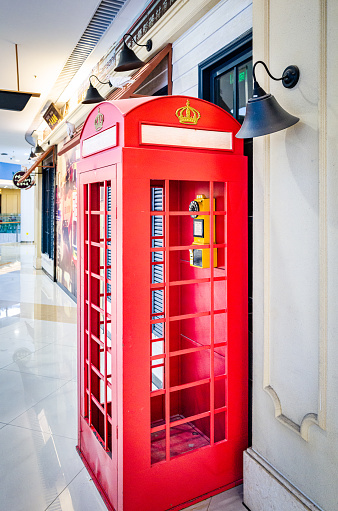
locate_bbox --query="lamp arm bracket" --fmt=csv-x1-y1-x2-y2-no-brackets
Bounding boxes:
253,61,300,89
89,74,112,87
123,33,152,52
253,61,283,83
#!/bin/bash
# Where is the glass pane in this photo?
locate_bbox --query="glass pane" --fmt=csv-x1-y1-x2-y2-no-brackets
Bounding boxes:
214,411,227,443
214,69,234,115
238,60,253,123
170,418,210,458
170,384,210,419
151,338,164,390
152,364,164,390
151,428,166,464
170,351,210,387
151,393,166,464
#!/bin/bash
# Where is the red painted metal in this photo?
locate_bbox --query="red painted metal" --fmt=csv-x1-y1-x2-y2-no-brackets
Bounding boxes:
77,96,248,511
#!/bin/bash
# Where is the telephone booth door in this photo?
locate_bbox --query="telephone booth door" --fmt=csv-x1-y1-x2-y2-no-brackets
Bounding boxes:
77,165,118,510
77,96,248,511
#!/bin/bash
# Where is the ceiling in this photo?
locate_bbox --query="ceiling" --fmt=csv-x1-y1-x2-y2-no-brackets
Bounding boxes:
0,0,149,167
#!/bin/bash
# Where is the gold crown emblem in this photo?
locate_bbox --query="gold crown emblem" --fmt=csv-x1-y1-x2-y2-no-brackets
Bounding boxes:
95,107,104,131
175,100,201,125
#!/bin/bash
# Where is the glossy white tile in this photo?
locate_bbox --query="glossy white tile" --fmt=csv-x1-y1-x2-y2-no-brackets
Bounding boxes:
5,343,77,380
183,497,212,511
11,380,78,440
0,244,250,511
22,319,76,340
0,317,35,335
181,485,244,511
51,331,78,347
0,319,40,339
208,485,244,511
0,335,51,369
0,424,83,511
45,468,108,511
0,369,67,423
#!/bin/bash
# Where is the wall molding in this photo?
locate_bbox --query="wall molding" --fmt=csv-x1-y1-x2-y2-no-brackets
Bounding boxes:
317,0,328,433
262,0,327,441
244,448,324,511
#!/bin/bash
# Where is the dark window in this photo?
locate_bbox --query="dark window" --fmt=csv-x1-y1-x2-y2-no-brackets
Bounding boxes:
213,59,253,123
42,166,55,260
198,30,252,124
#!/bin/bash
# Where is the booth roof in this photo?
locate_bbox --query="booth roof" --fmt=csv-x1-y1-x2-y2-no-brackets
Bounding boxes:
59,44,172,157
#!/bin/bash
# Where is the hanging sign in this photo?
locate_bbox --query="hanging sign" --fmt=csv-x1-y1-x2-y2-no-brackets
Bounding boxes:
13,171,34,189
43,103,62,130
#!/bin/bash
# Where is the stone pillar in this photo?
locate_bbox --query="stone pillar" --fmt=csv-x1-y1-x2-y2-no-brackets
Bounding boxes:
244,1,338,510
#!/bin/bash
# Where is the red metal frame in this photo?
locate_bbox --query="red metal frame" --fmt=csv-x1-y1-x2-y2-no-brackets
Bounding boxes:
77,96,248,511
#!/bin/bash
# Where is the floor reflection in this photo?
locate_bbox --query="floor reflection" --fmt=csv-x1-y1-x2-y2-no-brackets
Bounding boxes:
0,302,20,319
0,243,244,511
0,244,107,511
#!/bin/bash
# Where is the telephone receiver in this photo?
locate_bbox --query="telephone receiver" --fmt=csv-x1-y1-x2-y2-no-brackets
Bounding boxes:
189,194,217,268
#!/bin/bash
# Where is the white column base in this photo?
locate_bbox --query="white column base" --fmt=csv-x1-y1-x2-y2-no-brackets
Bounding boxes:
243,448,323,511
34,256,42,270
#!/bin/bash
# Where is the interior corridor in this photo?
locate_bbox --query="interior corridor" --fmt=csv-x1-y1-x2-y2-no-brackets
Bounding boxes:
0,243,245,511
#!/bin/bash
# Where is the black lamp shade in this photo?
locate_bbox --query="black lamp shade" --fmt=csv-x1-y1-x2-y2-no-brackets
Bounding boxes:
114,42,145,72
82,83,105,104
28,148,36,160
35,143,44,154
0,90,32,111
236,85,299,138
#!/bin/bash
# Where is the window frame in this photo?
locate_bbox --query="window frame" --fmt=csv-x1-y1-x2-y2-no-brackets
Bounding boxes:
198,29,252,122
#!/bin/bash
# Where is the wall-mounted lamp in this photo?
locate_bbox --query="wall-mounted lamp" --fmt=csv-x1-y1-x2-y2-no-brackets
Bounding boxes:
82,75,113,104
236,61,300,138
114,33,152,72
34,142,44,155
28,148,36,160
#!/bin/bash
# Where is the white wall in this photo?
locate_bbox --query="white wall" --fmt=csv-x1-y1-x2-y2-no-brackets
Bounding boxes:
244,1,338,510
20,186,34,242
172,0,252,96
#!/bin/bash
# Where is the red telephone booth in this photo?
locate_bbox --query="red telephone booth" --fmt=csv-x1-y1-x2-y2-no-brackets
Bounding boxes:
77,96,248,511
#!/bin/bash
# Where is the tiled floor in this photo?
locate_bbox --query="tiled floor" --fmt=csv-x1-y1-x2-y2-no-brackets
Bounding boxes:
0,243,246,511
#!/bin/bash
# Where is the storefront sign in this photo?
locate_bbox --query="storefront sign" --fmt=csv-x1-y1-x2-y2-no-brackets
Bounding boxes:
43,103,62,130
124,0,177,46
13,171,34,189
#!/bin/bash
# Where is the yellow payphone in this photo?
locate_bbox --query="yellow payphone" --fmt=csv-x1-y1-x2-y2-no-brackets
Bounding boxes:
189,194,217,268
